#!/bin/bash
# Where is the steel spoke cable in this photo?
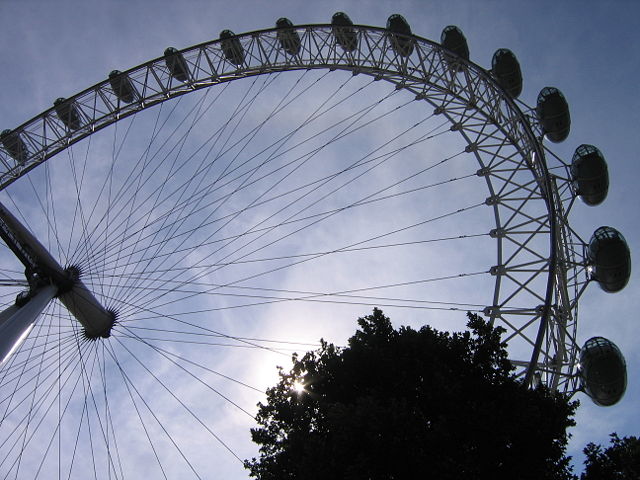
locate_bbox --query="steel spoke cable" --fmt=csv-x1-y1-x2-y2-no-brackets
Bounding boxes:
130,138,467,313
107,85,224,305
115,335,313,354
43,157,64,266
0,266,25,276
85,74,282,306
77,77,390,284
72,74,276,276
83,70,354,264
97,341,125,480
107,262,487,327
85,78,400,280
107,70,355,306
130,148,468,280
0,306,69,404
0,299,51,441
0,333,79,394
0,335,83,437
107,282,487,310
124,98,442,311
100,118,128,305
113,198,484,318
92,149,467,275
57,302,61,480
74,332,122,480
7,307,55,479
87,231,487,279
116,337,244,468
117,324,256,418
117,327,265,394
121,326,322,347
119,325,336,352
0,280,28,287
101,110,153,307
119,70,352,303
64,132,109,299
103,340,171,480
77,340,100,480
85,99,168,302
67,90,197,274
97,296,291,356
66,376,93,480
116,70,322,304
70,90,211,296
115,337,300,353
31,341,109,479
59,133,101,285
123,270,490,316
0,334,91,474
118,85,410,308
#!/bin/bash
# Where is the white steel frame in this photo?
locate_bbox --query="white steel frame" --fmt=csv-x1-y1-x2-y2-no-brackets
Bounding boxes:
0,24,586,393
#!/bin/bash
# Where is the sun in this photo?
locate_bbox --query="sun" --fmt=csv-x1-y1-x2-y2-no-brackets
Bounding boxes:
293,380,306,394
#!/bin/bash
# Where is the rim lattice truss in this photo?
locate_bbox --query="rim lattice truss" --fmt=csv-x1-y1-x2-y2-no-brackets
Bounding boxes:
0,25,583,392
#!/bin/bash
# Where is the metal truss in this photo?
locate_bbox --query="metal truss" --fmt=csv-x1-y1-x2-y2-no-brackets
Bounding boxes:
0,24,583,393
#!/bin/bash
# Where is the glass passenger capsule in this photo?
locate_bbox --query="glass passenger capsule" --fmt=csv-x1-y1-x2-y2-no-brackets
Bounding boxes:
0,129,28,164
331,12,357,52
276,18,301,56
571,144,609,206
220,30,245,65
54,97,81,130
164,47,190,82
109,70,137,104
491,48,522,98
440,25,469,71
580,336,627,406
536,87,570,143
588,226,631,293
386,14,414,57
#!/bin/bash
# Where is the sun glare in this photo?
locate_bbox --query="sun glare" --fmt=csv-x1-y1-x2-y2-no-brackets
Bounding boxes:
293,380,305,394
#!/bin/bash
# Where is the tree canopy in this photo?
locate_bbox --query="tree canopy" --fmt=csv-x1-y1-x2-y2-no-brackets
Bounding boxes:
245,309,578,480
581,434,640,480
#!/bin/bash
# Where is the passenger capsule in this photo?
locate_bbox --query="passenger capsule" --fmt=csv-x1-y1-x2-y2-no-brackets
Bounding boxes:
164,47,189,82
220,30,245,65
491,48,522,98
536,87,570,143
386,14,414,57
108,70,137,103
0,129,28,164
54,97,81,130
588,226,631,293
276,18,301,56
571,144,609,206
331,12,357,52
440,25,469,71
580,336,627,406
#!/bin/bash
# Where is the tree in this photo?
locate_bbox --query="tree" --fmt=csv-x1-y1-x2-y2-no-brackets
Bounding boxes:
245,309,578,479
581,433,640,479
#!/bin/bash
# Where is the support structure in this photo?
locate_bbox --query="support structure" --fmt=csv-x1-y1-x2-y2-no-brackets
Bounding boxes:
0,202,114,340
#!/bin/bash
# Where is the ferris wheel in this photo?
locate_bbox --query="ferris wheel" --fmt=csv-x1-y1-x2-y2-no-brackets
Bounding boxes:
0,13,630,478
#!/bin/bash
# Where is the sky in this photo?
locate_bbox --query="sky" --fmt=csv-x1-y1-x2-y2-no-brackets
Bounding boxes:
0,0,638,478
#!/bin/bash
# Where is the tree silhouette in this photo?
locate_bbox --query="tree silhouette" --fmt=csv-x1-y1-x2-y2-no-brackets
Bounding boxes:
245,309,578,479
581,433,640,479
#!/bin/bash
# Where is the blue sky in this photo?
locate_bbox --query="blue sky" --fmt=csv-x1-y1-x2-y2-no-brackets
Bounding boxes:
0,0,638,478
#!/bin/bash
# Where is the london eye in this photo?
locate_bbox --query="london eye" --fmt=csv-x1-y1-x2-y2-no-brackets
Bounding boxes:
0,12,630,478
